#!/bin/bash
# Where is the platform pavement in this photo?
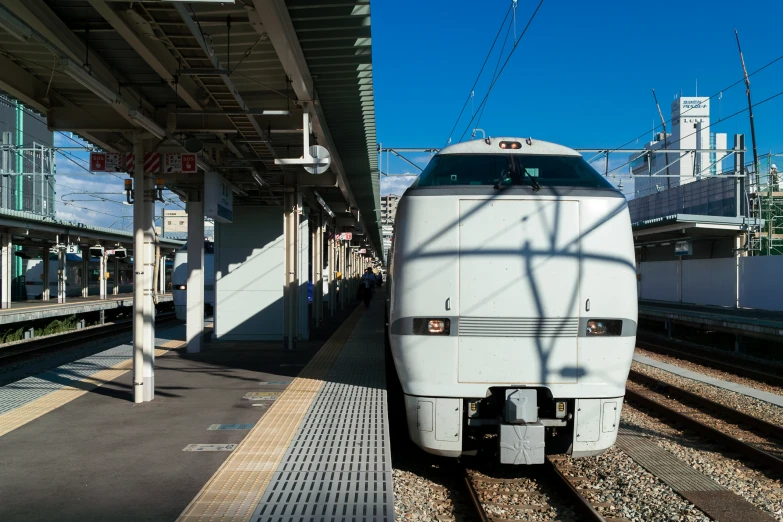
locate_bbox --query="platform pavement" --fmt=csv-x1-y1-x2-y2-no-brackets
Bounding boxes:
0,300,367,522
633,353,783,407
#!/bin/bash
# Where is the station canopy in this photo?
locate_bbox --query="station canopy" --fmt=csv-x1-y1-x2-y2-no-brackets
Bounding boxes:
0,0,380,251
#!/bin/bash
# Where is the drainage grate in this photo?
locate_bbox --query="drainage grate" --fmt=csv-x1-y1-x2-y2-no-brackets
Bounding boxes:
252,310,394,522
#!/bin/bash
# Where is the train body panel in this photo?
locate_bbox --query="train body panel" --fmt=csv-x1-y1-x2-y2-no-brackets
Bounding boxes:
387,137,637,463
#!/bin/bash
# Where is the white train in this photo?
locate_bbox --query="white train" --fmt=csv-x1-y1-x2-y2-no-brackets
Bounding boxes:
172,241,215,320
386,137,637,465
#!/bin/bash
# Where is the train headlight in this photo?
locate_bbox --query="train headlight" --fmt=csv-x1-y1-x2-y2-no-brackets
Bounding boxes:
412,318,450,335
175,285,186,291
586,319,622,336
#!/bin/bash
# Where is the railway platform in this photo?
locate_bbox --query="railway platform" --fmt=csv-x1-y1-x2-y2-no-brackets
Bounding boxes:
0,293,173,325
639,300,783,342
0,297,390,522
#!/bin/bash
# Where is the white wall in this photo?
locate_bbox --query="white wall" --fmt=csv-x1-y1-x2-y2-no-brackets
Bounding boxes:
638,255,783,311
682,258,736,307
215,206,284,340
739,256,783,311
639,261,680,302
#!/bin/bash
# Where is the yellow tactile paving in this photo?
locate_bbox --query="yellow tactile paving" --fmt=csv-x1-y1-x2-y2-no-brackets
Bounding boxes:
0,341,184,438
176,306,365,522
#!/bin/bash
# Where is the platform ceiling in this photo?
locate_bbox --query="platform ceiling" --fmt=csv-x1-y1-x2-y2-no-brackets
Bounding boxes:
0,0,380,251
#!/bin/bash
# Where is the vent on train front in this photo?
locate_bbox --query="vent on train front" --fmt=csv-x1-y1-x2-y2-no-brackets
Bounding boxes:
458,317,579,337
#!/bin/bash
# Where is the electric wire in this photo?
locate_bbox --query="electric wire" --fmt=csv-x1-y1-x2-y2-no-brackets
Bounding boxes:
458,0,547,142
603,86,783,178
444,3,514,146
473,10,515,135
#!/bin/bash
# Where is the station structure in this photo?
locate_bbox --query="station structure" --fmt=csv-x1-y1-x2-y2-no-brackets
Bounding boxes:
1,3,783,522
0,0,380,404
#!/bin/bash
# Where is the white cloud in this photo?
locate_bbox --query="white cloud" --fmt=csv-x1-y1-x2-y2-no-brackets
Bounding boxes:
381,173,417,196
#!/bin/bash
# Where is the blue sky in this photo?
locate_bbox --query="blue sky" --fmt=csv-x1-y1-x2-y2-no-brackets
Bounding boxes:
41,0,783,225
374,0,783,196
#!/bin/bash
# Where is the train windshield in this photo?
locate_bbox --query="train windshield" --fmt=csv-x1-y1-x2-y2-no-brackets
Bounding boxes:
414,154,614,189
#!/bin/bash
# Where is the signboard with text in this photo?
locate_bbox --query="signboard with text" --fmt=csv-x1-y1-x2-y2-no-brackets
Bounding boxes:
89,152,123,172
204,171,233,224
164,153,198,174
339,232,353,241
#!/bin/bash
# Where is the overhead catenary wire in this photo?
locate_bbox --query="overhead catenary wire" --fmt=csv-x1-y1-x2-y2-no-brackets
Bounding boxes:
473,9,515,135
458,0,547,142
590,51,783,164
602,87,783,178
444,3,514,146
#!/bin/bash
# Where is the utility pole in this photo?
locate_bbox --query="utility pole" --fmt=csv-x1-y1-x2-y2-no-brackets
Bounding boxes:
735,30,760,189
652,88,672,189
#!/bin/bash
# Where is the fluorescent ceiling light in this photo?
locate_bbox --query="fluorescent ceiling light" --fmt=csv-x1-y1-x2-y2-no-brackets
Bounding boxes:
128,110,166,139
58,59,120,105
251,170,267,187
0,9,33,42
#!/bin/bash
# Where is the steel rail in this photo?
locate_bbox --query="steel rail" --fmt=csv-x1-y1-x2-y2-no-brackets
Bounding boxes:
545,457,607,522
629,370,783,441
625,387,783,474
0,312,177,363
636,336,783,388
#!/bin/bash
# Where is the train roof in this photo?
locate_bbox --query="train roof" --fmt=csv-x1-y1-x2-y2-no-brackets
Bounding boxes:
438,137,581,157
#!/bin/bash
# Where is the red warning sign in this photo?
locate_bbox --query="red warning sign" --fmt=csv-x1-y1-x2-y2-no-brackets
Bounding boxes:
89,152,123,172
89,152,105,171
164,153,198,174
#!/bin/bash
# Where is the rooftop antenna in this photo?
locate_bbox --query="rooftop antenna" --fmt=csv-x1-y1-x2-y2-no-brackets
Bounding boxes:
652,88,672,189
735,29,760,188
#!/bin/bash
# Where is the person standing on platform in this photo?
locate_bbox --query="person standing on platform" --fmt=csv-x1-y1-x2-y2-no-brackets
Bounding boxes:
361,267,376,308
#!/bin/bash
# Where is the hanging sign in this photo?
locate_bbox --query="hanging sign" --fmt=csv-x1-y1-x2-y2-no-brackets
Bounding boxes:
339,232,353,241
89,152,123,172
675,240,692,256
359,249,366,254
164,153,198,174
204,172,233,224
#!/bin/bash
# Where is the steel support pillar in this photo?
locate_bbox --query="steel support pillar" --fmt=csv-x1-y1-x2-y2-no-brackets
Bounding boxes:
132,133,146,403
1,232,10,308
99,254,107,299
57,248,66,304
159,255,167,295
81,255,89,298
113,256,119,295
283,190,298,350
186,191,204,354
42,248,50,301
143,173,155,402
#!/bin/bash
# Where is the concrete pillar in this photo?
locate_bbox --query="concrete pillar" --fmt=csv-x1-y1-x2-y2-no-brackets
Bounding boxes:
81,254,88,298
186,191,204,354
159,254,167,294
339,241,345,310
42,248,50,301
99,254,107,299
283,190,298,350
112,255,119,295
312,213,322,327
57,247,66,304
132,133,146,403
143,173,155,402
1,232,10,308
327,231,335,317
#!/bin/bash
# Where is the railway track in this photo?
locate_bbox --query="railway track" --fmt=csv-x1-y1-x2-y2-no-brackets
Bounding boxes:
637,336,783,388
462,456,623,522
0,312,178,364
626,370,783,474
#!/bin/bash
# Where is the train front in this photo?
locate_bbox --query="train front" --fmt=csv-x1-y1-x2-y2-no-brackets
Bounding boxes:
387,138,638,464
